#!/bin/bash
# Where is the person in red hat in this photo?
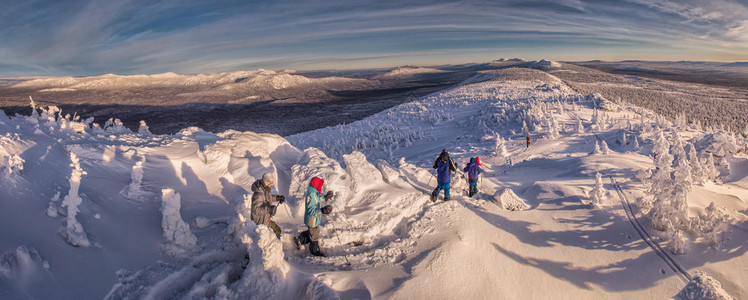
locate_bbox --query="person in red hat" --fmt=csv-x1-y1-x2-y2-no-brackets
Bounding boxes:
294,176,334,256
463,157,484,197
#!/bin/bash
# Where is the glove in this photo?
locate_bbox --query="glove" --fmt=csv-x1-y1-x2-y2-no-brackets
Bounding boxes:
321,205,333,215
325,191,334,201
270,205,278,216
276,195,285,205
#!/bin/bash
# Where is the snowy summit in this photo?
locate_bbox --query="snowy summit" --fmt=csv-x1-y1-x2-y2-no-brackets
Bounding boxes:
1,66,746,299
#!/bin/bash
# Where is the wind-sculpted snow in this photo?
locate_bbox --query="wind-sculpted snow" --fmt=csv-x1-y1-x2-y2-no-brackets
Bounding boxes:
0,65,746,299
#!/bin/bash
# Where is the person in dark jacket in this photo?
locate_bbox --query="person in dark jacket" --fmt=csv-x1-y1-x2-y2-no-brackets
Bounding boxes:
463,157,484,197
431,149,457,201
251,172,286,239
293,176,334,257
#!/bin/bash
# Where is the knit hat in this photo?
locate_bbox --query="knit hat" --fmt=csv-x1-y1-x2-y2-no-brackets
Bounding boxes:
475,157,482,166
262,172,274,186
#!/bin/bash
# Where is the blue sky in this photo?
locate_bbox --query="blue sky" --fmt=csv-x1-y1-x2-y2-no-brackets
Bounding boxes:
1,0,747,76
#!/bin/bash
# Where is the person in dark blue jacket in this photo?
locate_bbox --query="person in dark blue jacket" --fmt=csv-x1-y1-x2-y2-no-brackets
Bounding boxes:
431,149,457,201
463,157,484,197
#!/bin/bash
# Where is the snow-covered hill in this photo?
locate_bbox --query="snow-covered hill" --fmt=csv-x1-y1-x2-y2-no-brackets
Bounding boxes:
1,67,746,299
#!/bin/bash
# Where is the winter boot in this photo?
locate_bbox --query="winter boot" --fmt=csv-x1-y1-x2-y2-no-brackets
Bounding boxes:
293,236,302,250
430,189,439,202
309,241,326,257
444,195,450,201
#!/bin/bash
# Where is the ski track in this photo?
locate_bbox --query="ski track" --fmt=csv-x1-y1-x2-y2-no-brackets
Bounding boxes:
610,176,692,284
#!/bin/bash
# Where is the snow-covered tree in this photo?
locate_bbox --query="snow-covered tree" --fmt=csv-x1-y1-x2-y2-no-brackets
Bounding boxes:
648,140,674,231
617,130,627,145
671,134,692,228
548,114,560,139
687,144,705,185
593,141,602,155
703,154,720,183
591,172,606,207
633,135,641,150
691,202,730,248
601,140,610,155
575,118,584,133
61,152,91,247
495,133,508,157
652,128,670,166
138,120,152,135
670,228,687,255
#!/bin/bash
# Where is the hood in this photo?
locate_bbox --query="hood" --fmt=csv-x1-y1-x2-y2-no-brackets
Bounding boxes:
251,180,268,193
309,177,324,194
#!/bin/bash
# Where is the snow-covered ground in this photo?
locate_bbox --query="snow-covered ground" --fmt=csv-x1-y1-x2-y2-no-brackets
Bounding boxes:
1,67,746,299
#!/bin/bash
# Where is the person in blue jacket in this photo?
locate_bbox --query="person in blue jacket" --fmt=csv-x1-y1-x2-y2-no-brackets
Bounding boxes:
463,157,484,197
293,176,334,257
431,149,457,202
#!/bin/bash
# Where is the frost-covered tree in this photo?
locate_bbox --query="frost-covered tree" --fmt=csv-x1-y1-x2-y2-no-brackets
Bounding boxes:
703,154,720,183
575,118,584,133
495,133,508,157
617,130,627,145
601,140,610,155
138,120,152,135
61,152,91,247
633,135,641,150
593,141,602,155
522,119,529,137
591,172,606,207
687,144,705,185
548,114,560,139
671,134,692,228
670,228,687,255
691,202,730,248
652,128,670,165
648,142,674,231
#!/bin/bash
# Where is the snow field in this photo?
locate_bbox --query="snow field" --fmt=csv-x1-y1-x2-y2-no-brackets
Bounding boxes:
1,66,746,298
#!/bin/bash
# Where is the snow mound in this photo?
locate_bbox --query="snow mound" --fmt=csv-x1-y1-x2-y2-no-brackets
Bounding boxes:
343,151,383,195
676,271,734,300
289,148,350,212
0,246,49,289
494,188,529,211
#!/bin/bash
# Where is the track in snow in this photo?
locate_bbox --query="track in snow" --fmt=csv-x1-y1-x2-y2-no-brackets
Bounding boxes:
609,176,692,284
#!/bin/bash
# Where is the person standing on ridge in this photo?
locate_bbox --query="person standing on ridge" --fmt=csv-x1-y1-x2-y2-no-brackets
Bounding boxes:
294,176,334,257
526,135,531,148
431,149,457,202
250,172,286,239
463,157,484,197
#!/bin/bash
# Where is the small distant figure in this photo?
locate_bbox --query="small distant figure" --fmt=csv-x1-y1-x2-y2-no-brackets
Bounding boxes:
293,177,334,257
526,135,531,148
463,157,484,197
431,149,457,202
251,172,286,239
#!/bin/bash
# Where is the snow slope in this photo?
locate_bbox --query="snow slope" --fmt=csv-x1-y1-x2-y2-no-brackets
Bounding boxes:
1,67,746,299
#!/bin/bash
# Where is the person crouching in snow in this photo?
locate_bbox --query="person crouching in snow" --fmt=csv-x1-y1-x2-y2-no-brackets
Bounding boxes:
463,157,484,197
294,176,334,257
431,149,457,202
251,172,286,239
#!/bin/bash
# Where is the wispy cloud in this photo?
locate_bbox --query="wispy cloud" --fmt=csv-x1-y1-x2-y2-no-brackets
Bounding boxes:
1,0,746,76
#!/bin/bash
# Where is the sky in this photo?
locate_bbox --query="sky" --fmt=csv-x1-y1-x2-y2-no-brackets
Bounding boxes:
1,0,747,77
